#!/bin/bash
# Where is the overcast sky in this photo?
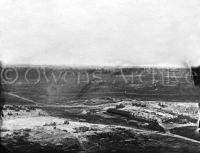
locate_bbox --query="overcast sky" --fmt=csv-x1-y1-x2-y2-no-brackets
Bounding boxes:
0,0,200,67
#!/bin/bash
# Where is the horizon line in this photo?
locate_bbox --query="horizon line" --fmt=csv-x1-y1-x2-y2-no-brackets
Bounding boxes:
1,63,194,69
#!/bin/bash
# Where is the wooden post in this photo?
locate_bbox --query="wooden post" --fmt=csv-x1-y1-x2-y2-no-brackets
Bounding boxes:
191,66,200,131
0,62,4,151
0,62,4,117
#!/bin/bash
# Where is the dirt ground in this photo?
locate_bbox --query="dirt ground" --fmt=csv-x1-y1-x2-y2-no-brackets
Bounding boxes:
1,99,200,153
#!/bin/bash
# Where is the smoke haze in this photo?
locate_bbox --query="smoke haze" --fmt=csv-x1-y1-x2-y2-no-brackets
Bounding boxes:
0,0,200,67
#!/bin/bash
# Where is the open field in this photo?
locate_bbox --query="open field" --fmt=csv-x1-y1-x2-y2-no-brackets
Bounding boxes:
3,67,200,103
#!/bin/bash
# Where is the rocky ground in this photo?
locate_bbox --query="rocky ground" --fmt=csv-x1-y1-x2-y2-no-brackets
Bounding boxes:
1,100,200,153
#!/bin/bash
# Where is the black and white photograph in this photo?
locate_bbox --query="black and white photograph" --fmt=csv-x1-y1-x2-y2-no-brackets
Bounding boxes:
1,0,200,152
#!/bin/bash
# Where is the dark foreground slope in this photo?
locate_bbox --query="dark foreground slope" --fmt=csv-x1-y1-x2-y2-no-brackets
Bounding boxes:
1,102,200,153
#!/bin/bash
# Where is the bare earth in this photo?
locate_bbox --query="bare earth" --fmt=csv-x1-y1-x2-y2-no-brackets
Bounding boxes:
1,99,200,153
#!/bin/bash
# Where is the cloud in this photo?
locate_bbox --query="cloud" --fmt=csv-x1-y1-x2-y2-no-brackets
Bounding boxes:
0,0,200,67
